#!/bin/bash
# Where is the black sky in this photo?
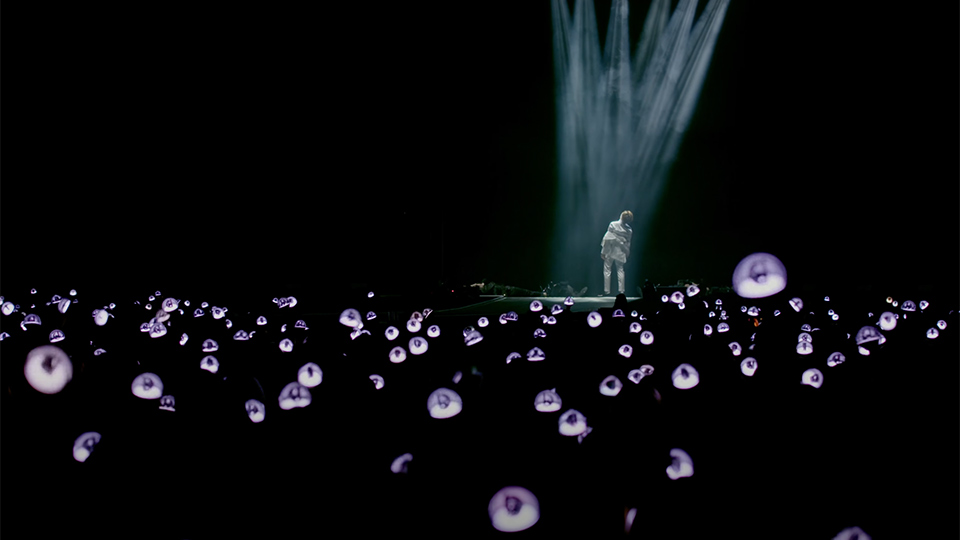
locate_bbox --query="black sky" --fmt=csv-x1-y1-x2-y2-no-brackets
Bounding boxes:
3,1,958,298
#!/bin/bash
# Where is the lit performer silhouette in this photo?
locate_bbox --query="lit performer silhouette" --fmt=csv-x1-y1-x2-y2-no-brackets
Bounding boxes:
600,210,633,296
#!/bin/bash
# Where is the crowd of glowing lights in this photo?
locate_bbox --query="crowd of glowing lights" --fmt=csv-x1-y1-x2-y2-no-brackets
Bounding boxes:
7,252,951,537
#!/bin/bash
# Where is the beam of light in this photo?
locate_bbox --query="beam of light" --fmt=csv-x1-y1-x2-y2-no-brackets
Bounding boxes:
550,0,729,292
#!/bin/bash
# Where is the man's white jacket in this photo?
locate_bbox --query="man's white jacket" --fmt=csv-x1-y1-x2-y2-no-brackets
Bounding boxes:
600,220,632,264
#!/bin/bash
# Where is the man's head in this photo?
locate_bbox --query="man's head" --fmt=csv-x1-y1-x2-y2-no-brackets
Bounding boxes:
620,210,633,224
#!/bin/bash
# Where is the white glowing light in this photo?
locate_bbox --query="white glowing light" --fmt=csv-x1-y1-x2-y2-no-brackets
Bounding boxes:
534,388,562,412
926,328,939,339
613,308,625,318
629,322,642,333
901,300,916,312
670,291,684,304
801,368,823,388
1,302,14,315
826,352,845,367
687,285,700,297
526,347,546,362
937,320,947,330
703,324,713,336
672,363,699,389
855,326,882,345
159,395,175,411
627,365,654,384
339,309,362,328
878,312,897,331
387,346,407,363
919,300,929,310
279,382,311,410
193,309,204,318
73,432,102,463
478,317,489,328
149,322,167,339
211,306,226,319
370,374,384,390
587,311,602,328
409,337,428,355
464,330,483,346
391,453,412,474
717,322,729,333
58,299,71,314
732,253,787,298
789,298,803,312
24,345,72,394
426,325,440,338
832,526,872,540
666,449,694,480
600,375,622,396
406,319,421,333
92,309,112,326
279,338,294,352
551,304,564,315
202,339,218,352
661,295,669,303
506,352,521,364
728,342,741,356
298,362,322,387
533,328,547,338
798,332,812,343
48,329,65,343
132,373,163,399
245,399,265,423
796,341,813,355
618,344,633,358
529,300,543,312
384,326,399,341
427,387,462,419
162,298,178,312
201,356,220,373
740,357,757,376
640,330,654,345
558,409,591,441
488,486,540,533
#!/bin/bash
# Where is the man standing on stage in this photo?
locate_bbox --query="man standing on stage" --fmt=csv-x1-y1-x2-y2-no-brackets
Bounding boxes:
600,210,633,296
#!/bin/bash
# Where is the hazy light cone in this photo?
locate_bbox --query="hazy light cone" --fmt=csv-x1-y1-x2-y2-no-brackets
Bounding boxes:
24,345,73,394
488,486,540,533
427,388,462,419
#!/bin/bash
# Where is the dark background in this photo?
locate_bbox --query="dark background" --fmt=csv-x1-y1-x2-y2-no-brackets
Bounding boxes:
3,1,958,298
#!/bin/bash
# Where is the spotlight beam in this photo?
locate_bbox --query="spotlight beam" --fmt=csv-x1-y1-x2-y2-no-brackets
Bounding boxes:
550,0,729,293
